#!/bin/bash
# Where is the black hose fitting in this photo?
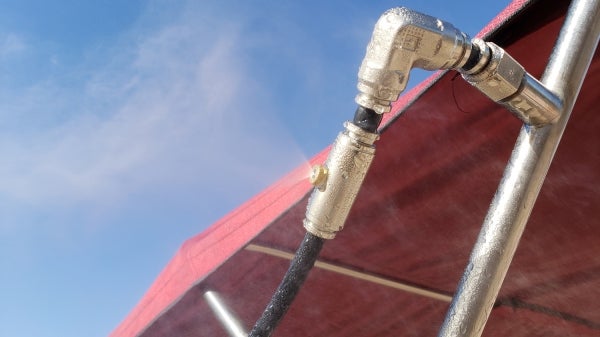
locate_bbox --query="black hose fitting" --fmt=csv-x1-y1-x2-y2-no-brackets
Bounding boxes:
461,41,482,73
352,105,383,133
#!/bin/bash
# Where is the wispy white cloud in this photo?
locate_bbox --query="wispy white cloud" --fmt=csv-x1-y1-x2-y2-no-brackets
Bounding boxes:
0,33,27,57
0,3,309,230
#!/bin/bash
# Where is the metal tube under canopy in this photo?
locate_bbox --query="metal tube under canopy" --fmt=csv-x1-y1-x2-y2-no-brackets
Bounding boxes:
438,0,600,336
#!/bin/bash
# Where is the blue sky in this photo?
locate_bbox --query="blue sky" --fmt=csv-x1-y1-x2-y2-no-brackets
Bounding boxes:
0,1,509,336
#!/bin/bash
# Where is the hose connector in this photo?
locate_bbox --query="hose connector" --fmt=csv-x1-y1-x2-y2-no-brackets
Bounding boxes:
356,7,473,114
304,122,379,239
461,40,562,126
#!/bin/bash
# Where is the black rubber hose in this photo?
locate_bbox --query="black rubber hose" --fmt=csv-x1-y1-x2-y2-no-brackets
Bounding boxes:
248,232,325,337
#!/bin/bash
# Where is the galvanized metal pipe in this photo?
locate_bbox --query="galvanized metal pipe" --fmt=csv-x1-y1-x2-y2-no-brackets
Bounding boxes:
438,0,600,336
203,291,247,337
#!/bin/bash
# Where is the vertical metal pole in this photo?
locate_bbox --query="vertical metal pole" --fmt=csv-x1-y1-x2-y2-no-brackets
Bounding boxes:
438,0,600,336
204,290,248,337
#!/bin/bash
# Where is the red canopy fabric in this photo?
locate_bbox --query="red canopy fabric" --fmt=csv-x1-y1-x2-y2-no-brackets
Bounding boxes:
112,1,600,336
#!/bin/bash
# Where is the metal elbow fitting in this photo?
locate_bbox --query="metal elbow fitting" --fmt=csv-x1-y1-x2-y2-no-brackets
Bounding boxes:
356,7,473,114
461,40,562,126
356,7,561,125
304,122,379,239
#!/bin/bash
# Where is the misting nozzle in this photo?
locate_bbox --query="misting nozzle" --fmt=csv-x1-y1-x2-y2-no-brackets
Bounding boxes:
309,165,328,191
